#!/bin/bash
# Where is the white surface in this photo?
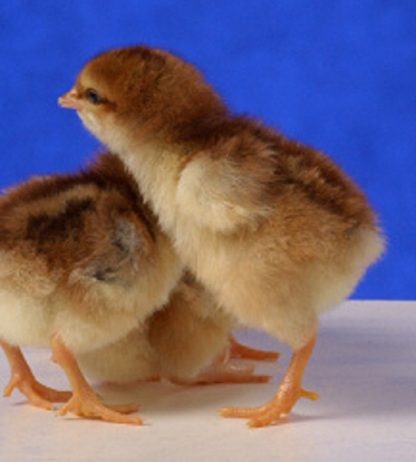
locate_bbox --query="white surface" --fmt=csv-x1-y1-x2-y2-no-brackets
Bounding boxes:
0,301,415,462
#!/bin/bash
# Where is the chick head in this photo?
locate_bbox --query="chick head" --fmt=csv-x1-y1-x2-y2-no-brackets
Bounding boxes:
58,46,226,148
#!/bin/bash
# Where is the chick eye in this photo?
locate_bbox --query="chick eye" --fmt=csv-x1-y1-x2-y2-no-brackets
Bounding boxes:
84,88,102,105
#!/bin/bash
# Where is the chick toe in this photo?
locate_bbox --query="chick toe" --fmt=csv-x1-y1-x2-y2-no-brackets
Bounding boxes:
220,384,319,427
247,386,319,428
51,335,142,425
1,340,71,410
105,402,140,414
229,336,279,362
220,335,318,427
225,387,319,420
176,362,271,385
57,394,142,425
4,375,58,411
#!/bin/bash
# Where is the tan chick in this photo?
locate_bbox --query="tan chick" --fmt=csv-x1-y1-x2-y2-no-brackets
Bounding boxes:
59,46,385,427
0,152,181,425
79,272,276,386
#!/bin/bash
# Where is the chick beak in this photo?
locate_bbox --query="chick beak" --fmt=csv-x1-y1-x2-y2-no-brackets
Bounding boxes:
58,88,81,110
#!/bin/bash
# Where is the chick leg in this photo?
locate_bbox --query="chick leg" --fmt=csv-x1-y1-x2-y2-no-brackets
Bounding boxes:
229,336,279,362
50,335,142,425
220,334,319,427
0,339,71,410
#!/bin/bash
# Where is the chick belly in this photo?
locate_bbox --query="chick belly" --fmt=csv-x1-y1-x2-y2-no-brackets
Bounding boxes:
150,307,229,380
159,329,228,380
174,233,309,349
54,306,140,356
175,227,381,350
77,328,159,384
0,289,53,347
209,266,319,350
0,287,140,355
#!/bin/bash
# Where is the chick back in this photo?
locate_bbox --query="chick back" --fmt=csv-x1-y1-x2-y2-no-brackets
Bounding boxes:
0,153,153,298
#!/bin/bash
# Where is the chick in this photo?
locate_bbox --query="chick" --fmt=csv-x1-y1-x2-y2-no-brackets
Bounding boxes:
0,151,274,423
0,152,181,425
59,46,384,427
79,273,274,386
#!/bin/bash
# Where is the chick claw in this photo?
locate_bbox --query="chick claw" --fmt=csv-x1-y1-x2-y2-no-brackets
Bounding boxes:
57,392,142,425
219,387,319,428
3,373,72,410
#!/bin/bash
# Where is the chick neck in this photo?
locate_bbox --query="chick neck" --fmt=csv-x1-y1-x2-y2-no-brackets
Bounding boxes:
108,108,233,235
109,131,182,234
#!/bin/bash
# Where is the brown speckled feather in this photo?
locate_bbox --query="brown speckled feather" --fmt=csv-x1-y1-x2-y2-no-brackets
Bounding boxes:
0,153,159,314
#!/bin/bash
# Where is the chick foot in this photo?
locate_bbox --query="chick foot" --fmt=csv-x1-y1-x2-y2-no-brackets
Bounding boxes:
229,336,279,362
0,340,71,410
56,390,141,425
51,335,142,425
220,334,318,427
220,386,319,427
173,362,270,385
4,375,72,411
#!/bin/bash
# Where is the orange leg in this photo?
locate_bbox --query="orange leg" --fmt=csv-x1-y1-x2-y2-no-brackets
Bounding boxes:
220,334,319,427
50,335,142,425
0,339,71,410
229,336,279,362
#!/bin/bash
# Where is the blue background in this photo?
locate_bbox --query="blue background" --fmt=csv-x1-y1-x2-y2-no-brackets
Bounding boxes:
0,1,414,299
